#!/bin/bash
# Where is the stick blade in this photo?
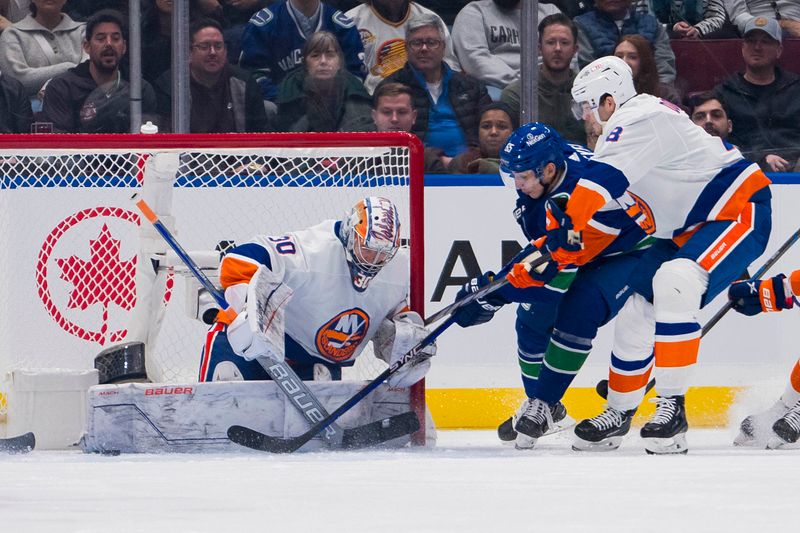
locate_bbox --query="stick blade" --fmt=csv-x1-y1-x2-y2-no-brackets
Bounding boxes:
341,411,420,449
227,425,305,454
0,432,36,454
227,411,421,453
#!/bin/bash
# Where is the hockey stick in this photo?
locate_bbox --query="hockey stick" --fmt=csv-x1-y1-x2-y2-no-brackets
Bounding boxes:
133,195,416,449
227,250,556,452
425,251,553,324
0,432,35,454
702,225,800,335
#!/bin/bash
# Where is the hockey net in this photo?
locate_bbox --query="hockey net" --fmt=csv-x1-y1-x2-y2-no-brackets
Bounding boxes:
0,132,425,433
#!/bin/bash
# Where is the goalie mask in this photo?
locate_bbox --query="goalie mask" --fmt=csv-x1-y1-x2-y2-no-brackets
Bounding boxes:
500,122,567,195
340,197,401,290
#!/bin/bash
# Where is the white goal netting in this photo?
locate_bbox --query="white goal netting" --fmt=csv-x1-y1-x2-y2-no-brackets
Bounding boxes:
0,133,424,417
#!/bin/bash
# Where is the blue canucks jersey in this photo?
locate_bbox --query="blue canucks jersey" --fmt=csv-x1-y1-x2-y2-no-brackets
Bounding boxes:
239,0,366,101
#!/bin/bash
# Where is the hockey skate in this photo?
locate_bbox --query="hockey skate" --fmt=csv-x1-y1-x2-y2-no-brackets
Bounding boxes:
640,395,688,455
572,405,635,452
768,400,800,449
497,399,574,449
735,399,794,447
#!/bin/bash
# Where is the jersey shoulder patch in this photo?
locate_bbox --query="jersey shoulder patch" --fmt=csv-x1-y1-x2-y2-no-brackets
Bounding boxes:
332,10,356,29
249,7,274,26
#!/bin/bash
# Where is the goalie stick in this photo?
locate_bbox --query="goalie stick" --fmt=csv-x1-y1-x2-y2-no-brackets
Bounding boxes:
133,195,416,450
0,432,35,454
228,252,555,453
595,226,800,399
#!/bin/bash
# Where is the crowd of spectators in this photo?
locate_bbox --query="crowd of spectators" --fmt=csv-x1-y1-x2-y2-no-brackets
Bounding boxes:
0,0,797,173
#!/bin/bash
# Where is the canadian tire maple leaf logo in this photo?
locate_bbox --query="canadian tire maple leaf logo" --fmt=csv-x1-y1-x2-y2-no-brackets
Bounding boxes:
56,223,136,340
37,207,141,345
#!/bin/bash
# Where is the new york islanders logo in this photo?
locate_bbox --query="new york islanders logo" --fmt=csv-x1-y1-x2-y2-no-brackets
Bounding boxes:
315,308,370,362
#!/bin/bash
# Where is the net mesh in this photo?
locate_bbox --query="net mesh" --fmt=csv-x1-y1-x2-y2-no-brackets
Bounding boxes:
0,138,417,416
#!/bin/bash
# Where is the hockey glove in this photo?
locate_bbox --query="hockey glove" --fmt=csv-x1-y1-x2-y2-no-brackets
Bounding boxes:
506,243,560,288
728,274,794,316
452,272,506,328
544,197,583,265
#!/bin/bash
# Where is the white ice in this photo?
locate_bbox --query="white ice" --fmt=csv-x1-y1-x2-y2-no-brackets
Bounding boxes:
1,428,797,533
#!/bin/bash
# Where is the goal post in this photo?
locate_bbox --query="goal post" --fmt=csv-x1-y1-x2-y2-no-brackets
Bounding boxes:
0,132,426,444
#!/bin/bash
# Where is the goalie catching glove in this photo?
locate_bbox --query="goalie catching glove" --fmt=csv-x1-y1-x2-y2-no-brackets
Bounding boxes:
728,274,796,316
452,272,508,327
226,265,294,362
373,310,435,388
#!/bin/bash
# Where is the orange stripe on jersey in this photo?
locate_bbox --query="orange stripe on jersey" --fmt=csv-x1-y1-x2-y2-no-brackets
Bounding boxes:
672,225,701,248
199,322,225,382
609,368,653,393
791,359,800,394
219,255,260,289
654,338,700,368
715,169,770,222
575,225,617,266
697,203,753,272
566,185,608,232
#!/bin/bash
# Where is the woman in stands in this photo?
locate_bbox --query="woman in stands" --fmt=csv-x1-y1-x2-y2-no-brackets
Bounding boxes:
614,34,682,106
0,0,84,108
273,31,373,133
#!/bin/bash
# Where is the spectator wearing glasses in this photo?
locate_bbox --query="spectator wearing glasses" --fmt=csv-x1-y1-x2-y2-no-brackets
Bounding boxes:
154,18,268,132
726,0,800,38
379,14,491,164
715,17,800,172
345,0,459,94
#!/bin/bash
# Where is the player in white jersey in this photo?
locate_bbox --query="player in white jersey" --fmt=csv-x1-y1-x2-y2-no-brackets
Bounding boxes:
537,56,772,454
198,197,434,386
345,1,459,93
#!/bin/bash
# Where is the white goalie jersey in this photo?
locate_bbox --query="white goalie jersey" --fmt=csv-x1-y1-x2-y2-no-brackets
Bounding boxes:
220,220,410,366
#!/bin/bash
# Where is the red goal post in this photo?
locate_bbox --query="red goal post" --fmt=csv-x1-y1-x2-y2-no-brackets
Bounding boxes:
0,132,426,442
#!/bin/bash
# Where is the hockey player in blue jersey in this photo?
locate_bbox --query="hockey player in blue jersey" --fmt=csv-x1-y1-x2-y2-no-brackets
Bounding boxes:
239,0,366,102
452,123,651,449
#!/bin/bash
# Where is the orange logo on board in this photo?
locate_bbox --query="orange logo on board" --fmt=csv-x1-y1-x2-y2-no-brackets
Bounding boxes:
315,308,370,362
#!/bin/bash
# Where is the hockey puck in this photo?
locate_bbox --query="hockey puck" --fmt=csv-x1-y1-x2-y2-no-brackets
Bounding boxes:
94,342,148,384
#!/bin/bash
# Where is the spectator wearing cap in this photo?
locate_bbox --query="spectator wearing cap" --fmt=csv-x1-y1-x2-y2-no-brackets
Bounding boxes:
726,0,800,38
688,91,733,140
715,16,800,172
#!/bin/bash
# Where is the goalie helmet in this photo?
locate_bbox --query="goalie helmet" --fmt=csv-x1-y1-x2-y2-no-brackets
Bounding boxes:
340,197,401,290
500,122,566,188
571,55,636,125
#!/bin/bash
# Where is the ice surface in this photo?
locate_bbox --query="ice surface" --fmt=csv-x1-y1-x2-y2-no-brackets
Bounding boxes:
0,428,797,532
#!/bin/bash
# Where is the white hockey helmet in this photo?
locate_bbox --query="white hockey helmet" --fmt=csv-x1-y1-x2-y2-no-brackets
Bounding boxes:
340,196,401,289
571,55,637,124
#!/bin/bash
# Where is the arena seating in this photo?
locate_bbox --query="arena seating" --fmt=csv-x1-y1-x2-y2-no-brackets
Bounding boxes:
672,39,800,95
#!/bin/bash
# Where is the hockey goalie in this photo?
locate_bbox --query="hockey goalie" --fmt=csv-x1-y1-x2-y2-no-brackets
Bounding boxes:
83,195,435,453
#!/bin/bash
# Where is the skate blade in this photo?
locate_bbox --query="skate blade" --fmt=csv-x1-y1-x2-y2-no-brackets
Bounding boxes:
571,435,622,452
514,433,538,450
643,434,688,455
766,435,800,450
544,414,576,436
733,431,758,447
